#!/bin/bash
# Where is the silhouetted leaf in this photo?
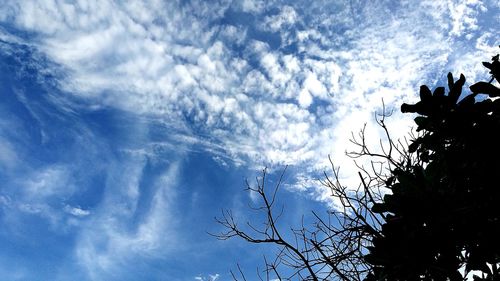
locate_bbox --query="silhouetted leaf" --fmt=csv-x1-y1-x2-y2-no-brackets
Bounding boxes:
448,74,465,103
372,203,387,213
447,72,454,90
483,61,493,69
434,86,445,97
408,140,420,153
414,116,428,131
470,81,500,97
420,85,432,102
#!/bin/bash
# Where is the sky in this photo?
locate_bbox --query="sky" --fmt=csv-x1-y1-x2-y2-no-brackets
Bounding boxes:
0,0,498,280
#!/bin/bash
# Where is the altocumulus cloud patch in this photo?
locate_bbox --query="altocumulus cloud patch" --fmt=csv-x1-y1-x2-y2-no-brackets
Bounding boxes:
1,0,498,180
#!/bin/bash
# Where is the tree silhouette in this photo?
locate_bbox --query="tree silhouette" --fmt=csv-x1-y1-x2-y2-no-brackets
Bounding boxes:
366,50,500,281
216,49,500,281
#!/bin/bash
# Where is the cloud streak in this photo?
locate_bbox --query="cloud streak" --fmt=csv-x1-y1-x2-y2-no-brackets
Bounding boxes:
76,159,182,279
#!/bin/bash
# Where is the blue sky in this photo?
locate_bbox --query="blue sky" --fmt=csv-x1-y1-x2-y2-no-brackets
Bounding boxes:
0,0,498,280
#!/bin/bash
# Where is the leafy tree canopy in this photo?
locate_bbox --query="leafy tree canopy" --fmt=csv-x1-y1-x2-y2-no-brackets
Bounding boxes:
366,50,500,281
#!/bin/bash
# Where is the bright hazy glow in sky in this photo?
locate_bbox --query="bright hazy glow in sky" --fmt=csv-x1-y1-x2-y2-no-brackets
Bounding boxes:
0,0,498,280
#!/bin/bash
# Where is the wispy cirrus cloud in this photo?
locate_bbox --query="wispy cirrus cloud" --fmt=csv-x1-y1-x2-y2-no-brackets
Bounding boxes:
195,273,220,281
76,159,182,279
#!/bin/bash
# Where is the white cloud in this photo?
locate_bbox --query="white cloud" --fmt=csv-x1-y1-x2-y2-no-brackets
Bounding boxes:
64,205,91,217
0,0,497,207
0,162,93,232
421,0,492,38
195,274,220,281
0,137,18,170
0,165,75,228
240,0,266,14
21,166,73,199
298,88,313,108
448,0,486,36
261,5,298,32
75,159,182,279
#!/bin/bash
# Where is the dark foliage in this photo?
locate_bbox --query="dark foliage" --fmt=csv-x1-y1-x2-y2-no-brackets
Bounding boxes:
367,50,500,281
216,49,500,281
